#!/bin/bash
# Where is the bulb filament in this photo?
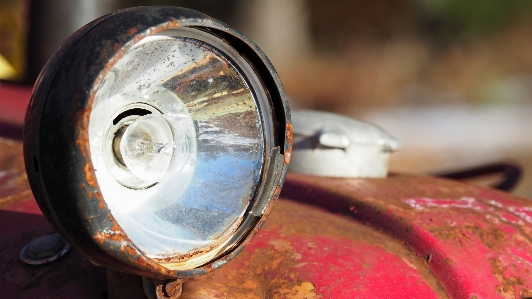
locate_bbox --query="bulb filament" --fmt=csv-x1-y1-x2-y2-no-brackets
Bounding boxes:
129,138,174,156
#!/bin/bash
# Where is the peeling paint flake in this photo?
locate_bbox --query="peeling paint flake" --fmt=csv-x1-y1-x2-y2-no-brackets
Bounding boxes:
402,197,492,211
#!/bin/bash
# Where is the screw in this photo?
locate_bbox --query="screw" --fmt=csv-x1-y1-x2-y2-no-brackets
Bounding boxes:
20,233,71,265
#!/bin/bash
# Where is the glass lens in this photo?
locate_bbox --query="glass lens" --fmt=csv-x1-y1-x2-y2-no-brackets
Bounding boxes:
88,28,265,268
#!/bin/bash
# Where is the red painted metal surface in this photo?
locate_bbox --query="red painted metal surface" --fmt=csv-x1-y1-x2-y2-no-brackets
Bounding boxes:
0,83,31,139
3,84,532,298
4,162,532,298
0,137,31,208
0,83,31,126
281,174,532,298
0,198,108,298
181,198,444,298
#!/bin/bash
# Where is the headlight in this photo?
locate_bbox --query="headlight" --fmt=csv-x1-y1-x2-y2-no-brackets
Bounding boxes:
23,6,290,278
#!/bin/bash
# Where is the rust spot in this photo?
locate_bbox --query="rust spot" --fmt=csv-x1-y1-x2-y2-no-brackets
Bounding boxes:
522,288,532,298
430,225,506,250
284,122,292,165
83,163,97,188
445,259,452,265
179,237,323,298
272,185,282,200
112,43,121,52
156,246,213,264
94,229,177,277
75,133,90,161
95,192,104,209
153,278,183,299
129,253,177,275
125,245,136,255
93,231,105,244
93,229,124,244
490,258,526,298
149,18,180,36
203,264,214,273
155,210,245,268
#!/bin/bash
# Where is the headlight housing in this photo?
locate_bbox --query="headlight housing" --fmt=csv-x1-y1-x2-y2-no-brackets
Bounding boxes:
24,6,290,278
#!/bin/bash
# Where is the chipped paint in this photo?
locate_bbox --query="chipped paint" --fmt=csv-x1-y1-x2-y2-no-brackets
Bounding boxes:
489,258,532,298
403,195,532,228
508,206,532,224
403,197,493,211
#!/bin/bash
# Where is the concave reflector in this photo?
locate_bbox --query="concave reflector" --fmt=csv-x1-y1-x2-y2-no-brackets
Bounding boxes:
88,27,270,269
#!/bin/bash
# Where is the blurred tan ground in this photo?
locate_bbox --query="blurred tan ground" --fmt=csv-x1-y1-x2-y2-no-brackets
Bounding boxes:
238,0,532,199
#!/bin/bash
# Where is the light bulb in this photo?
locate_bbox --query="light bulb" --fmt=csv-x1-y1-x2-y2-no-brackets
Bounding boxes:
120,114,175,182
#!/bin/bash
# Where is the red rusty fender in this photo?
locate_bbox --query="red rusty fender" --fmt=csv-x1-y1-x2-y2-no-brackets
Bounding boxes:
0,130,530,298
1,175,444,299
179,193,446,299
280,173,532,298
4,147,532,298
